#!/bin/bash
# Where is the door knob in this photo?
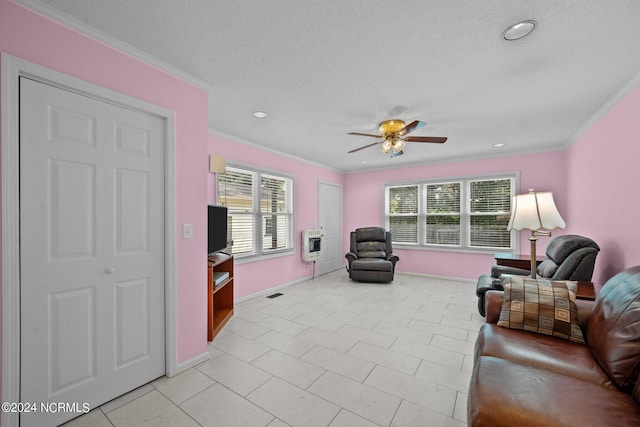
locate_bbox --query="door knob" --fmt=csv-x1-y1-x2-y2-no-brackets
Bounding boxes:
105,267,115,274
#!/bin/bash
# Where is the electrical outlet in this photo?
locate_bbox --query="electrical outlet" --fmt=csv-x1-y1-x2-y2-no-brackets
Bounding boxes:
183,223,193,239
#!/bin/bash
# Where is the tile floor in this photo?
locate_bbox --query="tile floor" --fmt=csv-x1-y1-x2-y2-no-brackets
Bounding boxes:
63,271,485,427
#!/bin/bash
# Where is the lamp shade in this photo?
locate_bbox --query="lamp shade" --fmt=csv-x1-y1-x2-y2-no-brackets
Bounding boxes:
507,190,565,231
209,155,226,173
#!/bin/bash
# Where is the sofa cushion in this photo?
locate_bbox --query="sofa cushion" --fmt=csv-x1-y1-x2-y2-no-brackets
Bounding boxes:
355,227,386,242
497,276,584,343
350,258,392,272
545,234,599,264
587,266,640,389
468,356,640,427
356,240,387,258
475,324,613,387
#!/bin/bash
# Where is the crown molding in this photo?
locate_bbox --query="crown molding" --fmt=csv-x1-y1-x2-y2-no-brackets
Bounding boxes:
207,128,344,173
565,68,640,148
14,0,214,92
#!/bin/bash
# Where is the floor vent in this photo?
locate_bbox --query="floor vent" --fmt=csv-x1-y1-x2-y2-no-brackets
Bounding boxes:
266,292,283,299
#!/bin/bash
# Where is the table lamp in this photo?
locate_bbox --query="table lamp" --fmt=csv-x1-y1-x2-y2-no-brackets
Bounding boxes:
507,189,565,278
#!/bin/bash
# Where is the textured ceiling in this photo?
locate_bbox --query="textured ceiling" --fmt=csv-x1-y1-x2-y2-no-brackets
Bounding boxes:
22,0,640,172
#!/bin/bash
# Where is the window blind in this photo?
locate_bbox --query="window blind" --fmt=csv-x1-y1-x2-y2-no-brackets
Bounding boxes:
386,185,418,243
260,174,291,252
384,174,515,251
425,182,461,246
218,168,255,255
469,178,512,249
218,166,293,258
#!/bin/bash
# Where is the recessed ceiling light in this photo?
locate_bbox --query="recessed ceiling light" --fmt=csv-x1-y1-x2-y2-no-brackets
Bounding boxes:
360,161,369,164
502,20,536,41
252,111,268,119
493,143,506,148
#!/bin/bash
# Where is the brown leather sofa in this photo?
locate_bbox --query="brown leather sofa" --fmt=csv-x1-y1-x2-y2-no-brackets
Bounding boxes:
468,266,640,427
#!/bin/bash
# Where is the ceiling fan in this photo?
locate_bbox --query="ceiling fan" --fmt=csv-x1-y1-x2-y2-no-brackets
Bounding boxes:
348,119,447,157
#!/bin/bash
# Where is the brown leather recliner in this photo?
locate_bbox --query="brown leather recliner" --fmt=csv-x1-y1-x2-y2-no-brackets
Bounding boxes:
345,227,399,283
475,234,600,316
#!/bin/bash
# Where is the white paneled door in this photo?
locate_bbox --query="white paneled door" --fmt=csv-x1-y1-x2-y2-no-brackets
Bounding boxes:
19,78,165,426
318,182,342,275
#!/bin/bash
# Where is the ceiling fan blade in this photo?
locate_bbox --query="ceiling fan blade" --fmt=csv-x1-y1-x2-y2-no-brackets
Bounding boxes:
401,120,427,135
348,141,381,153
404,136,448,143
348,132,383,138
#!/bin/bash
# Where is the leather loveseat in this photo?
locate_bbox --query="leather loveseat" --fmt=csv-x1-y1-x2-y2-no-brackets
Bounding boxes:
468,266,640,427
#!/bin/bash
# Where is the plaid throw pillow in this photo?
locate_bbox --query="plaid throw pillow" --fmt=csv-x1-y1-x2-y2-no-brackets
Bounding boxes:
497,276,585,344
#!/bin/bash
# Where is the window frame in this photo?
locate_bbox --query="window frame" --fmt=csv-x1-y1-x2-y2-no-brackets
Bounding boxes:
216,162,294,261
384,172,519,253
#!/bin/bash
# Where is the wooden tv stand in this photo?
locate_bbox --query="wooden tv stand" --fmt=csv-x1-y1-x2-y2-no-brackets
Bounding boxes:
207,253,234,341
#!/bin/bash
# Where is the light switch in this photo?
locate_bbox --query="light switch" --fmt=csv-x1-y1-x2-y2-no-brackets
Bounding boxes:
183,223,193,239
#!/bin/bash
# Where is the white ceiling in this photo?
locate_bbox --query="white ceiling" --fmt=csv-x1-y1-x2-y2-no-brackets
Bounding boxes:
23,0,640,172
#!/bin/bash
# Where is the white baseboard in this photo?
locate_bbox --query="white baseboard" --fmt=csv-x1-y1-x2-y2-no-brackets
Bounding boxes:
397,271,476,284
234,275,314,303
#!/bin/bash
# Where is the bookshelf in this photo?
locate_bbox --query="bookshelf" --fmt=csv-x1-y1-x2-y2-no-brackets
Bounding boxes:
207,253,234,341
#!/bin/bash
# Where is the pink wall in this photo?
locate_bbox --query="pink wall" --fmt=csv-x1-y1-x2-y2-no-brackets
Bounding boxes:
1,0,209,366
343,151,568,280
208,134,344,298
3,0,639,394
565,83,640,288
206,132,577,285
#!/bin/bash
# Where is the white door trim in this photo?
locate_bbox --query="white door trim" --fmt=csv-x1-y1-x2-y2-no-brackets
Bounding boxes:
317,180,343,275
1,54,178,427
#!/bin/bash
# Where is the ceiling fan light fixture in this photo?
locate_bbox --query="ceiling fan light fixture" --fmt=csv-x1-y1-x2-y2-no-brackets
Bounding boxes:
381,139,392,153
348,118,448,155
392,139,405,153
502,20,536,41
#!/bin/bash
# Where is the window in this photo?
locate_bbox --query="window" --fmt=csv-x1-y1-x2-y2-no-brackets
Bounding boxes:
218,165,293,258
385,174,516,251
425,182,460,246
469,178,513,249
387,185,418,243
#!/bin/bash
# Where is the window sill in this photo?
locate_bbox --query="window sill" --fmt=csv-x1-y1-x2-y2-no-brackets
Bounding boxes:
233,249,295,265
392,243,515,255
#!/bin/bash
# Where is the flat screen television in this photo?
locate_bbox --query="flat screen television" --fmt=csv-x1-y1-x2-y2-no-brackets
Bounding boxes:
208,205,228,255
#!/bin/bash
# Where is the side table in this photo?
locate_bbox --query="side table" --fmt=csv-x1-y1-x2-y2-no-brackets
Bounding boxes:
494,253,545,270
575,281,596,301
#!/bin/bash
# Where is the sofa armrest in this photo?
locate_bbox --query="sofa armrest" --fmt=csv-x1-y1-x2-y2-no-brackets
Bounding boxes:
344,252,357,274
491,265,531,278
485,290,504,323
575,299,595,333
386,253,399,264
